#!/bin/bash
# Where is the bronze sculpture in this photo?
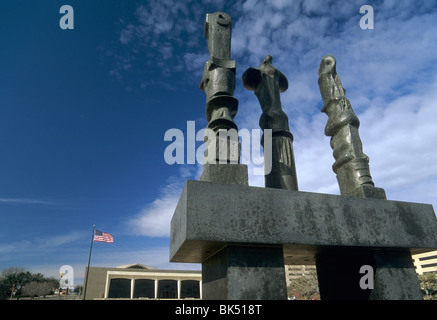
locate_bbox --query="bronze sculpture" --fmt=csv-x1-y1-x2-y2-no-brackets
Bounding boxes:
318,55,385,198
242,55,298,190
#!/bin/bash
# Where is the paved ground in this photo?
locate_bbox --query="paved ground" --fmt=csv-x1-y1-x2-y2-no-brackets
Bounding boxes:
15,294,82,300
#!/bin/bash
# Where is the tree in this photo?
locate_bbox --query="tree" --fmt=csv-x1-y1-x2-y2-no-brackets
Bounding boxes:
23,281,41,298
0,267,60,300
0,267,28,299
2,270,33,299
0,267,27,279
288,272,320,300
23,280,58,298
418,272,437,300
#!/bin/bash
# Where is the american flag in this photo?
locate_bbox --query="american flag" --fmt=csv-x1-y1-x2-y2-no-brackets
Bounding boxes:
94,230,114,243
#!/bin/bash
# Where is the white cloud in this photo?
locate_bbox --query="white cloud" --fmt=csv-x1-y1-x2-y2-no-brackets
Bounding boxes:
127,190,180,237
0,240,32,257
292,114,340,194
184,52,209,79
119,24,135,45
359,77,437,206
126,166,201,237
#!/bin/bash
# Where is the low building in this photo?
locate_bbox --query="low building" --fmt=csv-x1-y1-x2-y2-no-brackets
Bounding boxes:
412,251,437,275
83,264,201,300
285,265,317,286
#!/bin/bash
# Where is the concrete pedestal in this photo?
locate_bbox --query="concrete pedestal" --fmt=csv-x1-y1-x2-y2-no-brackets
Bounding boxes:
370,249,422,300
200,163,248,186
170,180,437,300
202,246,287,300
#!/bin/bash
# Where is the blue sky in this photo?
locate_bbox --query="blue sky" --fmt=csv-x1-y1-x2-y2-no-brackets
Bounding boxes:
1,0,437,285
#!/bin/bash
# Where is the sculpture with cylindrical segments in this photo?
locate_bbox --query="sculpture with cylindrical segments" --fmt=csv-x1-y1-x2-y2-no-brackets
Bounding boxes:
199,12,247,184
200,12,239,136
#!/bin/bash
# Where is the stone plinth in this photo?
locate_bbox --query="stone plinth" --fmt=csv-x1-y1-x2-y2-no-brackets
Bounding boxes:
200,163,248,186
170,180,437,265
202,245,287,299
170,180,437,299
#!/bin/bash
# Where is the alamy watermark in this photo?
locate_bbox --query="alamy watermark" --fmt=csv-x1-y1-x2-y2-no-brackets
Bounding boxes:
59,5,373,31
59,265,74,289
360,5,374,30
359,265,374,290
163,121,272,176
59,5,74,30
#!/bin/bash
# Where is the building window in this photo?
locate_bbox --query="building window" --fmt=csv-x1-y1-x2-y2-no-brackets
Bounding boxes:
108,278,131,298
422,262,437,269
158,280,177,299
419,255,437,262
181,280,200,299
134,279,155,298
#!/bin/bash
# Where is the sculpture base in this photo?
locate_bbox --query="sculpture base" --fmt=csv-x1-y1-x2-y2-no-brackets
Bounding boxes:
344,185,387,199
370,249,422,299
170,180,437,264
170,180,437,300
200,163,248,186
202,245,287,300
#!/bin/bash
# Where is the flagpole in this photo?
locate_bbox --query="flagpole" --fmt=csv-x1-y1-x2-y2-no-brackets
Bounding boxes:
83,224,95,300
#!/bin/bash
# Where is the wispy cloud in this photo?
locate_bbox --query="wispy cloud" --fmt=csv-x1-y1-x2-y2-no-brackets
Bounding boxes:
0,198,56,205
107,0,216,88
0,231,87,260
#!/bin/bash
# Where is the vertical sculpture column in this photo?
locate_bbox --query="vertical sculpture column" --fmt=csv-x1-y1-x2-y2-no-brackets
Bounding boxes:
317,55,422,300
317,55,385,199
200,12,238,135
199,12,248,185
199,13,286,300
242,55,298,190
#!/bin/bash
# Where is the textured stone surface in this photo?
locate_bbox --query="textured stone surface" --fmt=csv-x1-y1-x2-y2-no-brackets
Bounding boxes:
200,163,248,185
202,246,287,300
346,184,386,199
170,180,437,264
370,250,422,300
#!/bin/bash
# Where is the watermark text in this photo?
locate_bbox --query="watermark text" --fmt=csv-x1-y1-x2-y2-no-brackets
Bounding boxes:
59,5,74,30
360,5,374,30
359,265,374,290
164,121,272,176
